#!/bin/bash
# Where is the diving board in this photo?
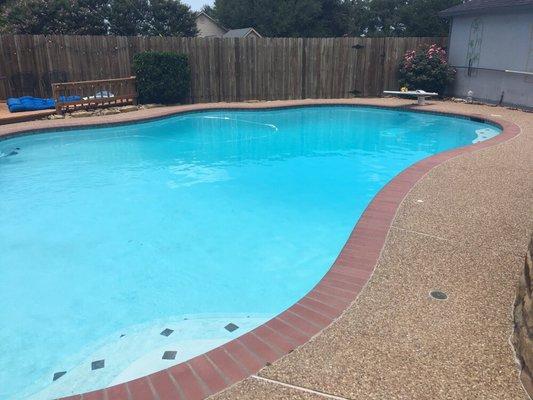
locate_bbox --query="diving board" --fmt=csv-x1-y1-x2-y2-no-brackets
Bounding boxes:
383,90,438,105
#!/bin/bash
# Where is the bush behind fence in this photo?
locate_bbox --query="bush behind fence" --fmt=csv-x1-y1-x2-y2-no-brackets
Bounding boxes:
0,35,447,102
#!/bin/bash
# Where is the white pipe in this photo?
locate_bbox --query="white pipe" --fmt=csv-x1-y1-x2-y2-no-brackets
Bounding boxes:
504,69,533,76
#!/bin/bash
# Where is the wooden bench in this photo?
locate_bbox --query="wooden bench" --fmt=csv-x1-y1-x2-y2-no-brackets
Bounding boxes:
52,76,137,114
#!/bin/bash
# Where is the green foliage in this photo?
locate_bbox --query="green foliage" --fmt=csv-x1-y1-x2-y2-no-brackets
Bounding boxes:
365,0,403,37
133,51,191,104
211,0,351,37
108,0,198,36
363,0,463,37
359,0,463,36
210,0,462,38
201,4,217,19
107,0,150,35
0,0,462,37
0,0,198,36
399,0,462,37
0,0,108,34
149,0,198,36
398,44,456,94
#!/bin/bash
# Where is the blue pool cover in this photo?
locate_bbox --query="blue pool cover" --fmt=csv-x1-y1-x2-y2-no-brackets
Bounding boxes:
7,96,81,112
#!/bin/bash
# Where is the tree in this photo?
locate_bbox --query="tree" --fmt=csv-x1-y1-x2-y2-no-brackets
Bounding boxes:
0,0,460,37
60,0,109,35
399,0,462,37
0,0,108,34
212,0,351,37
200,4,216,18
320,0,352,37
108,0,197,36
149,0,198,36
107,0,151,35
210,0,461,37
343,0,369,37
365,0,404,37
0,0,198,36
364,0,462,37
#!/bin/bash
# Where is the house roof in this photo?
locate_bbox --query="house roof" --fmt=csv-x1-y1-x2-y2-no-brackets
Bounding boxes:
439,0,533,17
196,11,228,32
223,28,262,38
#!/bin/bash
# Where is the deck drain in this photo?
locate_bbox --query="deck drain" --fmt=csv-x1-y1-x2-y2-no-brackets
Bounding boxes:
430,290,448,300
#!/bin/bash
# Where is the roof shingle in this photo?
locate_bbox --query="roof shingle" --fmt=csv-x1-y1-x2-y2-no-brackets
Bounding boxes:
222,28,262,38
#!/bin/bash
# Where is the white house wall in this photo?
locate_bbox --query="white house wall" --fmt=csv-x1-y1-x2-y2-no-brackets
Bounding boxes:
196,14,227,38
447,11,533,108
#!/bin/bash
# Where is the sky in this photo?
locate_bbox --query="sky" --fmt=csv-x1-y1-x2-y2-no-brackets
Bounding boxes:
184,0,213,10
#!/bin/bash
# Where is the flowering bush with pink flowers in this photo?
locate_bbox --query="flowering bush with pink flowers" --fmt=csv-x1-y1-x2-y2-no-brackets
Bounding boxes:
398,44,456,94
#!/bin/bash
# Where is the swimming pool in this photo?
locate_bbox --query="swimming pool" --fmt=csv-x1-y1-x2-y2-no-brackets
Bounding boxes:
0,106,501,399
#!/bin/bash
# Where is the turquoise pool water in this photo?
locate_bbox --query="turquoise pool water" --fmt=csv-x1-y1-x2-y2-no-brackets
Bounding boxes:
0,106,500,399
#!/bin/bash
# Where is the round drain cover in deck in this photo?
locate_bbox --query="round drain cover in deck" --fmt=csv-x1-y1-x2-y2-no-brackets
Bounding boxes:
430,290,448,300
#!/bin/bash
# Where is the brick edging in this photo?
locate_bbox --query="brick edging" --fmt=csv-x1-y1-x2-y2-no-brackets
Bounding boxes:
6,103,517,400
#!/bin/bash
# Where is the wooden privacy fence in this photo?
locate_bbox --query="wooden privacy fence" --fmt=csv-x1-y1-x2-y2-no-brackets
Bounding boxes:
0,35,447,102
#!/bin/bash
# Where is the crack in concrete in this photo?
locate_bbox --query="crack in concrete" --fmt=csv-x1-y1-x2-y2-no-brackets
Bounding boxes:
251,375,351,400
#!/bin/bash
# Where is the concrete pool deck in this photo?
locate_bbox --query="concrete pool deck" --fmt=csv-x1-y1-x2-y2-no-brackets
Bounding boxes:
1,99,531,400
0,102,56,125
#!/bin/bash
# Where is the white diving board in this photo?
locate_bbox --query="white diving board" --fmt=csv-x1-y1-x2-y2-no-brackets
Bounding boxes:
383,90,438,105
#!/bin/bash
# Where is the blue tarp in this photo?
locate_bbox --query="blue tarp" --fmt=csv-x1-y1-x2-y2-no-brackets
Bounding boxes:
7,96,55,112
59,95,81,102
6,96,81,113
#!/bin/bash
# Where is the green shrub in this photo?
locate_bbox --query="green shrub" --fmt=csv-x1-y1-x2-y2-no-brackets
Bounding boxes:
133,51,191,104
398,44,456,94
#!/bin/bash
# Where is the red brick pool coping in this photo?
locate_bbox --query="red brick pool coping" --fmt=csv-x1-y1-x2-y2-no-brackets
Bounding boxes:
0,101,521,400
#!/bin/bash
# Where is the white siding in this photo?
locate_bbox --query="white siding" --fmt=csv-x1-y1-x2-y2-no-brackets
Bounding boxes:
447,11,533,108
196,14,227,38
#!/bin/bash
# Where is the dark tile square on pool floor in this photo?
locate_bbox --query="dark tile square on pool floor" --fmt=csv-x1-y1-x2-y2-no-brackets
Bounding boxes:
53,371,66,381
225,323,239,332
91,360,105,370
160,328,174,337
162,351,177,360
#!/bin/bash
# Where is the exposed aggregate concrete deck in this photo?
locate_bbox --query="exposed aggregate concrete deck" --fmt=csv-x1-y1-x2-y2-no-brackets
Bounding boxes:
212,101,533,400
1,99,531,400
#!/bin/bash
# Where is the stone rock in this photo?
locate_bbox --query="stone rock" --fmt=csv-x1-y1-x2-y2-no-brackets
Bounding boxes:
48,114,65,120
119,105,139,113
101,108,121,116
70,111,93,118
513,235,533,398
143,103,163,109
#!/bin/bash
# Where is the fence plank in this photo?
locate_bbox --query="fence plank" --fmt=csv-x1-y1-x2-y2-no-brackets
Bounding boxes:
0,34,447,101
